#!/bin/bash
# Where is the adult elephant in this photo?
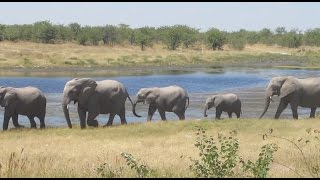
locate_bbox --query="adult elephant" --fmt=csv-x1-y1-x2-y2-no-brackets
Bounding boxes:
132,85,189,121
204,93,242,119
62,78,138,129
0,86,46,130
260,76,320,119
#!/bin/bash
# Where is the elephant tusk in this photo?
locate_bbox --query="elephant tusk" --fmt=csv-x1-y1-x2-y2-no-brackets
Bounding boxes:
270,96,273,102
67,104,69,110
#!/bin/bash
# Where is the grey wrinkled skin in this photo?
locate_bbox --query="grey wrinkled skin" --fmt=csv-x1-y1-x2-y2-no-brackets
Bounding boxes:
0,86,46,131
204,93,241,119
62,78,138,129
132,85,189,121
260,76,320,119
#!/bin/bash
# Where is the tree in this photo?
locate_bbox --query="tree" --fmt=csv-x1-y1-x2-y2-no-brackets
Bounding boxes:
33,21,57,43
206,28,226,50
304,28,320,46
0,24,4,41
180,25,199,48
258,28,274,45
69,23,81,40
103,25,119,46
135,27,154,50
161,25,184,50
279,29,302,48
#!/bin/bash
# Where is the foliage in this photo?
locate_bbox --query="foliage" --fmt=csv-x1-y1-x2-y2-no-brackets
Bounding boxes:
121,153,155,178
190,127,278,178
189,127,239,177
240,144,278,178
206,28,226,50
96,162,123,178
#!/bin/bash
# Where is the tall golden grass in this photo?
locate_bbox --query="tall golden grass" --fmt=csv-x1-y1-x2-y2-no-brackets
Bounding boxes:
0,118,319,177
0,41,319,69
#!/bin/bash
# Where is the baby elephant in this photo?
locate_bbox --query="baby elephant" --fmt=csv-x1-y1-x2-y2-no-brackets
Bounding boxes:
0,86,46,130
204,93,241,119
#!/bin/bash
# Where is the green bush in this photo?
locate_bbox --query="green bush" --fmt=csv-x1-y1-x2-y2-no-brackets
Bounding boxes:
121,153,155,178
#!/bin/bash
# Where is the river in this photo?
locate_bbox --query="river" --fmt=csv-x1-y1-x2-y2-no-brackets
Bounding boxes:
1,68,320,128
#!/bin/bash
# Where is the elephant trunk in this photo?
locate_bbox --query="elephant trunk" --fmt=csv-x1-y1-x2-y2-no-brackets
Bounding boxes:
204,104,208,117
132,100,142,117
62,96,72,128
259,94,272,119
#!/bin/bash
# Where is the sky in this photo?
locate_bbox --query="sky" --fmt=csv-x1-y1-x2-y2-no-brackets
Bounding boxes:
0,2,320,32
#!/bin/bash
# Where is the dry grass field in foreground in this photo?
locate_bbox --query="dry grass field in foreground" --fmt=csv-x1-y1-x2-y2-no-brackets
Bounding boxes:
0,118,319,178
1,41,320,69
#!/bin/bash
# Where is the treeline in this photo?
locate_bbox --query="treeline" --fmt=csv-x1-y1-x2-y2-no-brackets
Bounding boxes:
1,21,320,50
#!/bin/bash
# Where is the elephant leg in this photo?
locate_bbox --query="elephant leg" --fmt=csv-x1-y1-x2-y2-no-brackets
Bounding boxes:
290,103,298,119
104,113,116,127
87,112,99,127
27,116,37,129
174,111,185,120
77,106,87,129
236,111,241,118
147,105,157,122
310,107,316,118
158,109,167,121
38,115,45,129
227,112,232,118
119,107,127,125
275,99,289,119
3,110,12,131
12,113,24,128
215,109,222,120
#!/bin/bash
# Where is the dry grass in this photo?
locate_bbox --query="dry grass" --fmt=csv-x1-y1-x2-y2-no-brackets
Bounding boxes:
0,118,319,177
1,41,320,69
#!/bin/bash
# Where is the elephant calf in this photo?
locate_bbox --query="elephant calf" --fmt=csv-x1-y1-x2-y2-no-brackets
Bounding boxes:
204,93,241,119
0,86,46,130
132,85,189,121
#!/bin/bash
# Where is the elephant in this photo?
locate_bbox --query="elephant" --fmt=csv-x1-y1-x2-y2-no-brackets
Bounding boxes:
62,78,139,129
0,86,46,131
203,93,241,119
132,85,189,121
260,76,320,119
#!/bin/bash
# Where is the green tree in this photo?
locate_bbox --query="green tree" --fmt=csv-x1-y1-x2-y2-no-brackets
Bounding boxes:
206,28,226,50
258,28,274,45
0,24,4,41
33,21,57,43
180,25,199,48
162,25,185,50
69,22,81,40
103,25,119,46
279,29,302,48
304,28,320,46
135,27,154,50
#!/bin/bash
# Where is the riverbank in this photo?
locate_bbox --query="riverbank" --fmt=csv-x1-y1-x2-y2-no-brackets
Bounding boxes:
1,41,320,72
0,119,319,178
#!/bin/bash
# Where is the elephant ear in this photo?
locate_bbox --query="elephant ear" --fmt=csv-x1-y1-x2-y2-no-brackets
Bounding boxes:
213,95,223,108
280,78,296,98
1,92,17,107
78,79,98,105
145,91,157,104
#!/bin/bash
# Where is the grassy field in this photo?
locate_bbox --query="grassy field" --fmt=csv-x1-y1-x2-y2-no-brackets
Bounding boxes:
0,118,319,178
1,41,320,71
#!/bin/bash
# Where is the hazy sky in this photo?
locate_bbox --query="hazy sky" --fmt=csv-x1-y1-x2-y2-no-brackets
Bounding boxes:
1,2,320,32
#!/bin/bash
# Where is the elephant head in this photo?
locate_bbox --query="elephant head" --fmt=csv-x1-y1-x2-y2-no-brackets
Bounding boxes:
62,78,97,128
259,76,298,119
204,95,222,117
0,87,17,108
132,88,158,117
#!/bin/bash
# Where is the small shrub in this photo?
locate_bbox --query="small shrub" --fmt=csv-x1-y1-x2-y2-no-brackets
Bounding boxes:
189,127,239,178
96,162,123,178
23,58,32,65
121,152,154,178
240,143,279,178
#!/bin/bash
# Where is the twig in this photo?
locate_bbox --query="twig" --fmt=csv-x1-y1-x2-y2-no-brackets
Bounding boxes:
273,161,304,178
259,133,314,178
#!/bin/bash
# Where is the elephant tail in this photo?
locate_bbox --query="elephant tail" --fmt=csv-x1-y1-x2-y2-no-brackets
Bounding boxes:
125,88,135,106
185,96,190,111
